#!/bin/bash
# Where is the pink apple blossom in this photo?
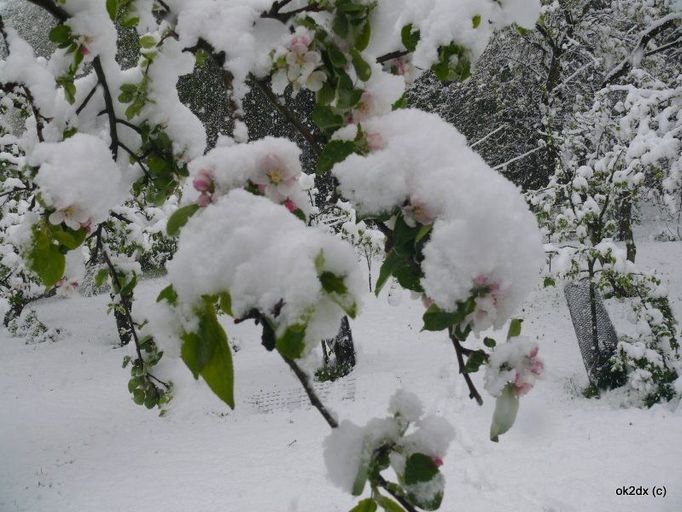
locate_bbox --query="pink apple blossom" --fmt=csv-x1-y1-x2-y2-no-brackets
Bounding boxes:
366,132,385,151
48,205,90,231
402,198,435,227
283,198,297,213
192,169,213,192
432,455,444,467
197,192,212,207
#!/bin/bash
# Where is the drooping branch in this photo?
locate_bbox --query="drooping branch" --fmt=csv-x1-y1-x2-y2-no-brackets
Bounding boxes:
449,329,483,405
252,78,323,156
280,353,339,428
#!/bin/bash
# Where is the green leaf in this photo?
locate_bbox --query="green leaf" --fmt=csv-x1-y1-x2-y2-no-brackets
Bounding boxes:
49,25,72,46
132,388,145,405
333,13,350,38
119,273,138,298
415,224,432,244
327,44,348,68
375,251,401,296
95,268,109,288
376,496,404,512
311,105,344,131
181,303,234,408
422,304,457,331
167,204,200,236
219,291,233,316
516,24,529,36
400,24,420,52
195,49,209,67
351,445,372,495
139,35,156,49
276,324,307,360
319,271,348,295
106,0,118,20
63,81,76,105
156,284,178,306
483,336,496,348
121,16,140,28
351,49,371,81
316,83,336,106
318,140,355,174
392,257,422,292
355,21,371,52
314,250,325,273
51,226,86,250
336,72,363,109
490,384,519,442
404,453,439,484
27,222,65,287
349,499,377,512
463,349,487,373
507,318,523,340
543,276,556,288
472,15,481,28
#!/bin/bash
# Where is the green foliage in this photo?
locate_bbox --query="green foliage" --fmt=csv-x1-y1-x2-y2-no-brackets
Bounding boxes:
167,204,200,236
181,300,235,408
400,24,420,52
318,140,356,173
463,349,487,373
276,323,307,360
26,221,66,287
506,318,523,339
431,44,471,82
404,453,438,484
156,284,178,306
125,335,172,414
349,499,377,512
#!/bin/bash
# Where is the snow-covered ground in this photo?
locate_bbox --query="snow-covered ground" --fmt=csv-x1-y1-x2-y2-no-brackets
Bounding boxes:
1,241,681,512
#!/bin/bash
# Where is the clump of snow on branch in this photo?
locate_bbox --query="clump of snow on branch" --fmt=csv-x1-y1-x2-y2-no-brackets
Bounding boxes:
484,337,544,397
166,189,363,349
30,134,128,229
332,109,543,330
324,390,454,498
185,136,312,214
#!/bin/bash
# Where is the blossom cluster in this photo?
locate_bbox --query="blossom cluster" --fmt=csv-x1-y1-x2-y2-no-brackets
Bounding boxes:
484,337,544,398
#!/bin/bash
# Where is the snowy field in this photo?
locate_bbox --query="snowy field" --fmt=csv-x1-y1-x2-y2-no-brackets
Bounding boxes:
1,240,681,512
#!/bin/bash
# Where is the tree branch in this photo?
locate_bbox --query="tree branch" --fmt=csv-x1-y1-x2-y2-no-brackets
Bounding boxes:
449,329,483,405
376,476,418,512
253,78,323,156
281,353,339,428
92,57,119,159
26,0,68,22
75,82,100,116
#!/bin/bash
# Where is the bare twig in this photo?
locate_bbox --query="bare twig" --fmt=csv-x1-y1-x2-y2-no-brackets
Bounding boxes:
449,329,483,405
280,353,339,428
376,475,418,512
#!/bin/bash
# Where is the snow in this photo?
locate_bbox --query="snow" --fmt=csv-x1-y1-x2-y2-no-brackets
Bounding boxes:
185,136,311,214
332,109,544,330
29,133,129,227
1,239,681,512
166,189,364,349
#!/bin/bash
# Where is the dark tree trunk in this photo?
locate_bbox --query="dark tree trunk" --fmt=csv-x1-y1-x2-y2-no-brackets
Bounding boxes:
617,193,636,263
